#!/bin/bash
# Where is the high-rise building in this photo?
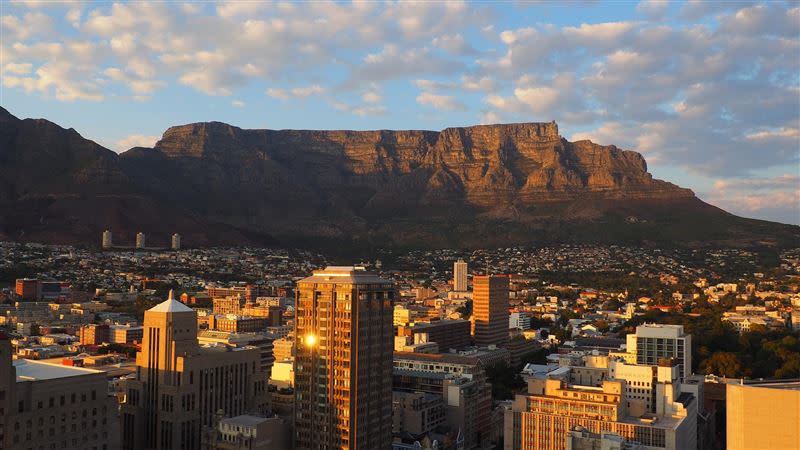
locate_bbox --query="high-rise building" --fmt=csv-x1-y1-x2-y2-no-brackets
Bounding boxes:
102,229,113,249
727,380,800,450
473,275,509,347
121,291,269,450
171,233,181,250
135,232,146,249
454,259,468,292
294,266,395,449
626,324,692,380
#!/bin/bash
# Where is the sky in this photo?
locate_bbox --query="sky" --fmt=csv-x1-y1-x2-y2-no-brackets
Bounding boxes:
1,0,799,225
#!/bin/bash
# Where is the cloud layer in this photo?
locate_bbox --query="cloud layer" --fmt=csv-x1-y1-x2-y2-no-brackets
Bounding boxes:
2,1,798,223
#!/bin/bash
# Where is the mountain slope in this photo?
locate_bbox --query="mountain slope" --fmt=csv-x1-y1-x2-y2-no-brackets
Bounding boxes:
1,107,797,249
0,107,273,246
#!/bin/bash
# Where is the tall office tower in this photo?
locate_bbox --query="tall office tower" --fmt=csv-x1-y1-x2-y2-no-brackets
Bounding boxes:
472,275,509,347
121,291,269,450
171,233,181,250
135,231,146,249
626,324,692,380
727,380,800,450
294,266,395,450
453,259,468,292
102,229,113,249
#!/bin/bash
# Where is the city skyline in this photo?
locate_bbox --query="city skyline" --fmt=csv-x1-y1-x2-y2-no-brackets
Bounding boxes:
1,0,799,448
1,242,800,449
1,1,798,224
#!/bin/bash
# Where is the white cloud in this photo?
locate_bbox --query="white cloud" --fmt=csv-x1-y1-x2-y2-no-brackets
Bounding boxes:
2,12,53,40
745,128,800,141
706,174,800,224
331,100,387,117
216,1,266,19
232,100,245,108
431,33,476,55
266,88,289,100
291,84,324,98
266,85,324,100
637,0,670,20
103,66,164,94
3,61,104,101
114,134,160,151
362,91,382,104
3,62,33,74
416,92,466,111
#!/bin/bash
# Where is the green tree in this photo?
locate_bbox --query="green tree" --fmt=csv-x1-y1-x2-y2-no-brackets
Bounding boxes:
455,300,472,319
700,352,742,377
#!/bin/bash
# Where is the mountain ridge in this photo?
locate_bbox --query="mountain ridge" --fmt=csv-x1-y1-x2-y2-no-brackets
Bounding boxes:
1,107,797,250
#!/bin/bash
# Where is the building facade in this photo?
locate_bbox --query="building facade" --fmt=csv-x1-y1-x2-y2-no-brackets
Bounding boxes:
135,232,146,249
1,332,118,450
400,319,471,352
727,380,800,450
472,275,509,347
294,266,395,449
626,325,692,380
453,259,468,292
120,291,269,450
504,376,696,450
393,352,493,450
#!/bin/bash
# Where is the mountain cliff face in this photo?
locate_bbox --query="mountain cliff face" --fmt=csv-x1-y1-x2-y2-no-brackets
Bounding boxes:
1,107,797,249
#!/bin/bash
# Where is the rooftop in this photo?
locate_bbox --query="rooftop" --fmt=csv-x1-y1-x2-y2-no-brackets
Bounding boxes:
14,359,103,382
148,290,194,313
219,415,272,427
298,266,390,284
733,379,800,391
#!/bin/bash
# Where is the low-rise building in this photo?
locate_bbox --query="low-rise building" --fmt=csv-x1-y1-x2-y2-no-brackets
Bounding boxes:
0,332,118,450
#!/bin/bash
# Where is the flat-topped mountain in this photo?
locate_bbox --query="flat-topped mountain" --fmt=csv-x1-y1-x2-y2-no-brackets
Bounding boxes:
1,107,797,250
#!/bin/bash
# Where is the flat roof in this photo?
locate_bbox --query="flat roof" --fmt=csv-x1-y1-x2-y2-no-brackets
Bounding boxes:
220,415,271,427
733,380,800,391
14,359,103,382
298,266,391,284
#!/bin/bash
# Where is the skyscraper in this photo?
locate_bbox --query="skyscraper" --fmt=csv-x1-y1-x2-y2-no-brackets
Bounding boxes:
102,229,113,249
121,291,269,450
472,275,509,347
453,259,468,292
294,266,395,449
171,233,181,250
135,231,146,249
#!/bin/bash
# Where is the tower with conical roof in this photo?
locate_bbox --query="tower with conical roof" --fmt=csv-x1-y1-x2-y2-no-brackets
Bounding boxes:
121,290,270,450
137,290,198,381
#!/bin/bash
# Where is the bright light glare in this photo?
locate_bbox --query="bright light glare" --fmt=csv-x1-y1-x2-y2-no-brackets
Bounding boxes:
305,334,317,347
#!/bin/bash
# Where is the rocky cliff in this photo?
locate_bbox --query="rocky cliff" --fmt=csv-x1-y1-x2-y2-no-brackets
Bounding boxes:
2,107,797,249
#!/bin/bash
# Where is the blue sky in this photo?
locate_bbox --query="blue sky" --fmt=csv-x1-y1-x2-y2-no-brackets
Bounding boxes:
2,0,799,224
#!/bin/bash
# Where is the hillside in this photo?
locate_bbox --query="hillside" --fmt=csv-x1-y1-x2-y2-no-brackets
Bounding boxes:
1,107,797,249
